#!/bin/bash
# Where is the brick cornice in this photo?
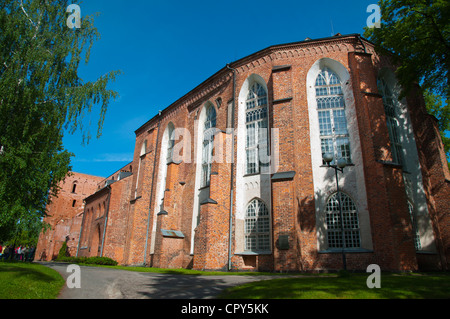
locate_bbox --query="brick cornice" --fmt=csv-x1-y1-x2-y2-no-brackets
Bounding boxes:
135,34,375,135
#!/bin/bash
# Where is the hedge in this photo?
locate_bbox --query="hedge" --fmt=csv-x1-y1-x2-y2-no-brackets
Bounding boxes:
56,256,118,266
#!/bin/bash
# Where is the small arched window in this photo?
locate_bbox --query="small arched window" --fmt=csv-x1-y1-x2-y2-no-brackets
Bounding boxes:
72,182,77,193
315,68,351,165
201,105,216,187
246,82,269,174
325,192,360,249
245,199,270,252
377,77,403,165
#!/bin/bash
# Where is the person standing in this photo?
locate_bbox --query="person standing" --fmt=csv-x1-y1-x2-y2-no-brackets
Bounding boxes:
3,246,9,259
17,246,23,261
21,247,28,262
26,246,35,262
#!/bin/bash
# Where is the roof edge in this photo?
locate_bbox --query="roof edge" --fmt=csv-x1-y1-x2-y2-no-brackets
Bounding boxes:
134,33,370,134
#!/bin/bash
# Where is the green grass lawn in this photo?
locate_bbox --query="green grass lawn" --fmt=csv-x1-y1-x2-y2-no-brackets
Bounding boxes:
1,261,448,299
0,262,65,299
220,273,450,299
81,263,307,276
218,273,450,299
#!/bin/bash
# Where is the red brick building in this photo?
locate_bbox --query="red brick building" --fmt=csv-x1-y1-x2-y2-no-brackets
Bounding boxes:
35,172,104,261
37,34,450,272
75,165,133,264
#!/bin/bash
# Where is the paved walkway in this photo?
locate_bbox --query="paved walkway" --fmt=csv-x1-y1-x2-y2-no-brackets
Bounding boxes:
39,262,278,299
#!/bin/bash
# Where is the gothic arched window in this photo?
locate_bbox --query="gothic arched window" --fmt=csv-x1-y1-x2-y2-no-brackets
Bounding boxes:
166,123,175,163
325,192,360,249
377,77,403,165
246,82,269,174
245,199,270,252
315,68,351,164
408,201,421,251
202,105,216,187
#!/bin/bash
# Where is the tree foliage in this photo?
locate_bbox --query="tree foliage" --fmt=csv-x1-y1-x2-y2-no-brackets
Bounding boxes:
423,88,450,161
0,0,120,242
364,0,449,163
364,0,449,98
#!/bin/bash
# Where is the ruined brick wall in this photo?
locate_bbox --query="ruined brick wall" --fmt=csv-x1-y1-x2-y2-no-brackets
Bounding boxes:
35,172,104,261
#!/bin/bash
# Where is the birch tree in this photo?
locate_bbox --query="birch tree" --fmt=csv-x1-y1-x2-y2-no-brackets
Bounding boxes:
0,0,121,241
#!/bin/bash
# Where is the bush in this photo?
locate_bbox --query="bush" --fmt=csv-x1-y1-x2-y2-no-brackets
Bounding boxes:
85,257,118,266
56,256,87,264
56,256,118,266
57,242,69,259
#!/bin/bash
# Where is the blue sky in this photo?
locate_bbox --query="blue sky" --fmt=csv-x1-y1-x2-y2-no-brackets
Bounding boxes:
64,0,378,177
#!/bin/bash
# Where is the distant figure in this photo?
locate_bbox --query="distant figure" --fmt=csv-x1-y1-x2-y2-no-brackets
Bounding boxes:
26,247,36,262
21,247,28,262
40,250,47,261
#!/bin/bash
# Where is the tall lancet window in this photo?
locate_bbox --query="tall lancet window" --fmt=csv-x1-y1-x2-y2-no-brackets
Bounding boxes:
315,68,351,164
377,77,403,165
246,82,268,174
202,105,216,187
408,201,422,251
166,124,175,163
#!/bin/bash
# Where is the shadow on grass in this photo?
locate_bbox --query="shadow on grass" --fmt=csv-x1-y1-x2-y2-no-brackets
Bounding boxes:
0,262,65,299
100,264,298,277
0,262,58,283
218,273,450,299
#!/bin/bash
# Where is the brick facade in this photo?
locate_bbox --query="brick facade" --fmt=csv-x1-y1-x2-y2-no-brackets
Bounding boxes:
35,172,104,261
36,34,449,272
